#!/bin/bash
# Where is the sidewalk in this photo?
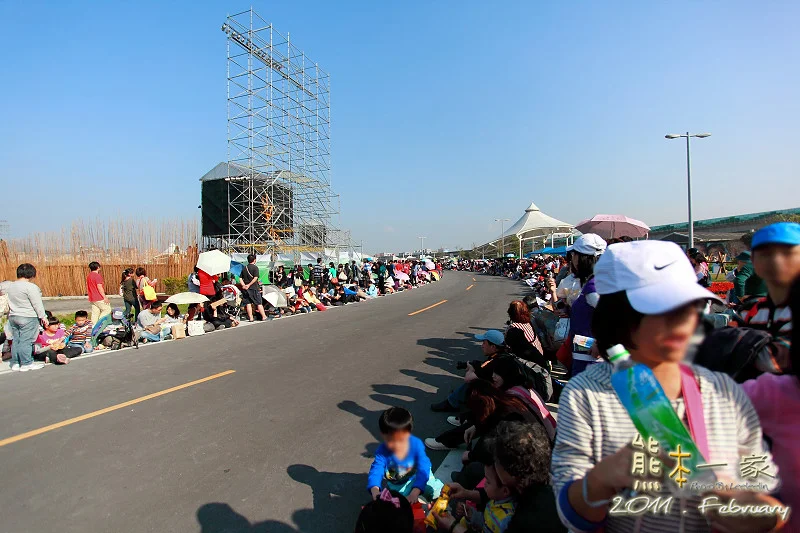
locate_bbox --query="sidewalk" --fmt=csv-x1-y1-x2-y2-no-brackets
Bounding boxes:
42,296,125,316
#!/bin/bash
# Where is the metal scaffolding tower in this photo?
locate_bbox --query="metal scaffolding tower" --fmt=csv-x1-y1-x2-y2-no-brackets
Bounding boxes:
217,8,352,257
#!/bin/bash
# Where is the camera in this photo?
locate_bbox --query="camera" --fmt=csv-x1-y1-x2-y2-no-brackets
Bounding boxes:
456,361,468,370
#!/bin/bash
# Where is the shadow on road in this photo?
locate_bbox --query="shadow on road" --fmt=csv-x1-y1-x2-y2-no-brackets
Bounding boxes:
275,329,495,532
338,330,485,460
286,464,369,532
196,502,298,533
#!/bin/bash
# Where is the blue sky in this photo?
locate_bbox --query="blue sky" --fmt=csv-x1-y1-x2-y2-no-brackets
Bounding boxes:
1,1,798,253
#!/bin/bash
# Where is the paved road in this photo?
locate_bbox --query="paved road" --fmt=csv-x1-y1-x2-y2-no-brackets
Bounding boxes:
0,272,524,533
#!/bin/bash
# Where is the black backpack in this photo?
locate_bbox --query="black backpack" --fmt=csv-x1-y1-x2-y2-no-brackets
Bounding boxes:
693,327,772,383
493,354,554,403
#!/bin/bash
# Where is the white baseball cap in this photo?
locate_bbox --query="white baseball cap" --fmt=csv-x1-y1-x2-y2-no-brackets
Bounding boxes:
572,233,607,256
594,240,721,314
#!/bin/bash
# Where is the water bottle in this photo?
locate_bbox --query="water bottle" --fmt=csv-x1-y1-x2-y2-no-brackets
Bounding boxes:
608,344,715,491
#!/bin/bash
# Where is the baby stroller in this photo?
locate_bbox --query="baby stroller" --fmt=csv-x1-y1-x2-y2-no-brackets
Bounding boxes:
220,284,243,320
97,308,139,350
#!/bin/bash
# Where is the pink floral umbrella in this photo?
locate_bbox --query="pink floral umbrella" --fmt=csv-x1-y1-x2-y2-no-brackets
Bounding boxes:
575,214,650,239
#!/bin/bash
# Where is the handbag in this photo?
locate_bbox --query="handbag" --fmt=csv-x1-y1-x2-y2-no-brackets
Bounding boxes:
142,284,157,301
171,323,186,339
187,320,206,336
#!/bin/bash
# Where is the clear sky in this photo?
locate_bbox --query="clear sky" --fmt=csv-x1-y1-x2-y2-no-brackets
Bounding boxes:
1,1,798,253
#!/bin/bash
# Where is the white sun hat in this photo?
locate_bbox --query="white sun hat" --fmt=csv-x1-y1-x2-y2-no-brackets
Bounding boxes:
594,240,722,314
572,233,607,256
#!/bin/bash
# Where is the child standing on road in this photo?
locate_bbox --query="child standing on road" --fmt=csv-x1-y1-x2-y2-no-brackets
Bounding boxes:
368,407,444,504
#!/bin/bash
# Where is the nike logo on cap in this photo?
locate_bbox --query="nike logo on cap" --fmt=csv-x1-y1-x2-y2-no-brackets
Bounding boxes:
654,260,677,270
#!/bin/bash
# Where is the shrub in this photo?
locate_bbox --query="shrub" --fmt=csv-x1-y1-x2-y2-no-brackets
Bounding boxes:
163,276,188,295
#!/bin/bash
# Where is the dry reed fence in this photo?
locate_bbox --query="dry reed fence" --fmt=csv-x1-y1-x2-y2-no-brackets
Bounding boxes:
0,218,200,296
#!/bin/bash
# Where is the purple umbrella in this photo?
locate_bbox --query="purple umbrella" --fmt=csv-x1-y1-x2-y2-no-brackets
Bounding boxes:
575,214,650,239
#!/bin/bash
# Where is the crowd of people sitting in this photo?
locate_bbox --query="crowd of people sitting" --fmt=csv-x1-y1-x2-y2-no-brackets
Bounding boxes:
3,221,800,532
358,222,800,533
0,256,444,370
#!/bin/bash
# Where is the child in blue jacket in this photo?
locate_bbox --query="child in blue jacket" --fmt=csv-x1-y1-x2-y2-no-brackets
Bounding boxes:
367,407,444,503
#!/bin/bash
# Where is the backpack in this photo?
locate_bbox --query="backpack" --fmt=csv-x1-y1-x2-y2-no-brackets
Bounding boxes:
506,385,557,443
515,356,553,403
693,326,772,383
489,353,553,403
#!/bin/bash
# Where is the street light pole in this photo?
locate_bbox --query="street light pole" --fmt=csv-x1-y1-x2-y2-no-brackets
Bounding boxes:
685,133,693,249
495,218,510,258
665,132,711,250
418,236,426,254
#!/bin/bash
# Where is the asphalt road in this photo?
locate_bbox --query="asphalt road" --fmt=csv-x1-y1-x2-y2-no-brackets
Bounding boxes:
0,272,525,533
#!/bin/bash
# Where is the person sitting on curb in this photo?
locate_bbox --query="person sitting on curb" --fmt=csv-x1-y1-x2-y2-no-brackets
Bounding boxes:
137,301,166,342
434,421,565,533
430,330,508,415
202,299,239,330
35,315,82,364
66,310,94,353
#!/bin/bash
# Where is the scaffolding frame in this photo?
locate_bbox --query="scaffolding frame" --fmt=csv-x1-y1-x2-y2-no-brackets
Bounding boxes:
217,8,353,258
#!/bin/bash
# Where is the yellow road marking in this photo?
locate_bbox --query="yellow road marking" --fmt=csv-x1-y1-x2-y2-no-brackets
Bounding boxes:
408,300,448,316
472,277,476,281
0,370,236,448
466,284,474,291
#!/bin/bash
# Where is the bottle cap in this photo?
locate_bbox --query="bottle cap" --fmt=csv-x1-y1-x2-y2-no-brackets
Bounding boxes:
606,344,630,362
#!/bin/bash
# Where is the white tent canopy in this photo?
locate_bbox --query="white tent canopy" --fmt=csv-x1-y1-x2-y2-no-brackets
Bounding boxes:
483,202,575,257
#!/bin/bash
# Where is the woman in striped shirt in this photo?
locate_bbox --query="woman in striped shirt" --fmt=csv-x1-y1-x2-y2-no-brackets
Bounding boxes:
552,241,784,533
505,299,547,367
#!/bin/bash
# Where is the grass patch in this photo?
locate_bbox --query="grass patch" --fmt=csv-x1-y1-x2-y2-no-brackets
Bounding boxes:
55,314,76,327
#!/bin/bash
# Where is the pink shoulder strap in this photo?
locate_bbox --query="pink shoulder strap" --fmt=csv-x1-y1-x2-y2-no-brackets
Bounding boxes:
680,365,710,461
508,386,557,442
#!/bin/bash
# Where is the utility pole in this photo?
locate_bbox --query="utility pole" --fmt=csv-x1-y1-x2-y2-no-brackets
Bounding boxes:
495,218,510,258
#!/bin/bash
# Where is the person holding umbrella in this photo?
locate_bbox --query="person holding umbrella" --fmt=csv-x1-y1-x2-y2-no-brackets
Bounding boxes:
196,250,231,299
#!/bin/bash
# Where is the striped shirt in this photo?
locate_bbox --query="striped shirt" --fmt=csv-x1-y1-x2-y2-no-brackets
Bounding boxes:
744,296,792,373
551,362,779,533
66,322,93,346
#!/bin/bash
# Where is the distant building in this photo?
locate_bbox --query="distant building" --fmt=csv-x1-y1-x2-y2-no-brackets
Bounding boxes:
651,206,800,254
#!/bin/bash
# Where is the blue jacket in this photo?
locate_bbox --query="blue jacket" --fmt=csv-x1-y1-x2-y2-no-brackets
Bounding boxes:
367,435,431,492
